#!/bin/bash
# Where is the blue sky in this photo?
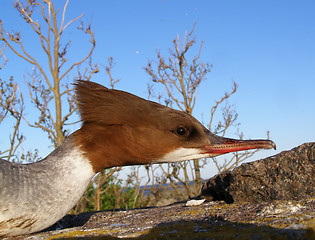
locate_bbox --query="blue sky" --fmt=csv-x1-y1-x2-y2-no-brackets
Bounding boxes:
0,0,314,178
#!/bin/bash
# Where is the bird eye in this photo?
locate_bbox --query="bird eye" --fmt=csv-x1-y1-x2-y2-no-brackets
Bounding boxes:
175,127,188,136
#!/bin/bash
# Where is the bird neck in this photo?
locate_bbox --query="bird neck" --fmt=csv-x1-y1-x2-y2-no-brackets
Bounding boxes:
0,135,95,236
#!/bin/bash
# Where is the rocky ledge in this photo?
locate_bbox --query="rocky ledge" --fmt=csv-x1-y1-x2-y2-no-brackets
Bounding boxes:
3,143,315,240
201,142,315,203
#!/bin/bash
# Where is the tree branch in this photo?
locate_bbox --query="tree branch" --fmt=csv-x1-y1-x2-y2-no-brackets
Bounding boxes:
209,81,238,132
0,43,8,70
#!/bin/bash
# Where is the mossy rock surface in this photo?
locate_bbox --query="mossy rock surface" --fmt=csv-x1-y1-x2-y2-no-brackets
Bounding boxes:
3,198,314,240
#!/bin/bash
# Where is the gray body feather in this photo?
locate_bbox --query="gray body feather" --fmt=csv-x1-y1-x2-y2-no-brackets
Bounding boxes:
0,135,95,236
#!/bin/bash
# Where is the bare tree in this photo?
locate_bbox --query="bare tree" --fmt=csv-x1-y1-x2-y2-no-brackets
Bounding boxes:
209,82,238,136
143,25,263,204
104,57,120,89
208,82,264,173
145,24,211,114
144,24,213,198
0,0,97,147
0,77,25,162
0,43,29,163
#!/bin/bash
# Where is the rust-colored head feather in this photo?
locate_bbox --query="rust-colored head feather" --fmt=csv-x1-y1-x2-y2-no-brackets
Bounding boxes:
74,80,196,129
74,80,209,172
75,80,169,127
74,80,275,173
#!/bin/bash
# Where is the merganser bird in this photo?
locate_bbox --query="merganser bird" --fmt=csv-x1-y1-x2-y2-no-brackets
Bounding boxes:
0,80,276,237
